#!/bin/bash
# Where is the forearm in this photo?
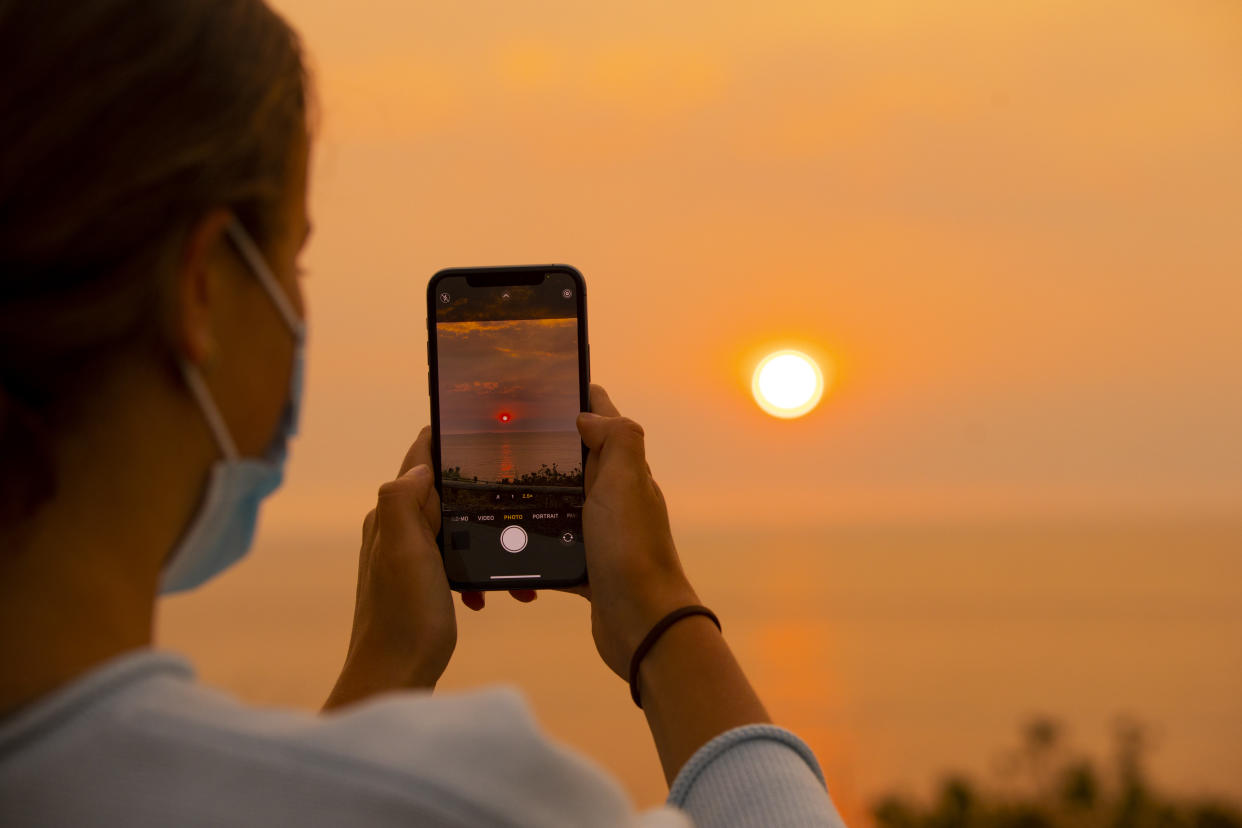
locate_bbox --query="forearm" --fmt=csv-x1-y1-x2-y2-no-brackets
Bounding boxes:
636,614,772,786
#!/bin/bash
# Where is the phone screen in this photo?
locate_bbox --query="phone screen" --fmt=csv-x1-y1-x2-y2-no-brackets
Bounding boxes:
428,266,588,590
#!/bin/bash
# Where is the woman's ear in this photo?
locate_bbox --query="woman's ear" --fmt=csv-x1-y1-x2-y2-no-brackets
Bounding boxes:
175,209,233,369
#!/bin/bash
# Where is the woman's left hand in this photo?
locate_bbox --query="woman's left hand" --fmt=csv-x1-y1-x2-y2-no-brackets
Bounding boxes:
324,426,535,710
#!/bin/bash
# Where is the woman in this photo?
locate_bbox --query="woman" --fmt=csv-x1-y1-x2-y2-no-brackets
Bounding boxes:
0,1,844,825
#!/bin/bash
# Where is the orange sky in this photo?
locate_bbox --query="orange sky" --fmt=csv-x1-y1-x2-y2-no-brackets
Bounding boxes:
437,318,580,433
159,5,1242,821
264,0,1242,533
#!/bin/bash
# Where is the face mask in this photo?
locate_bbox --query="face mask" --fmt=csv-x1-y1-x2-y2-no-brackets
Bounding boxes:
160,215,307,594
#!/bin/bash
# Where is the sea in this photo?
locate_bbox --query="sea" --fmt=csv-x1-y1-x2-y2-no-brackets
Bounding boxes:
440,430,583,483
158,517,1242,827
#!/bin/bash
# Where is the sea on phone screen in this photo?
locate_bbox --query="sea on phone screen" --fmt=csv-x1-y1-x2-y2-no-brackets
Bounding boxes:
441,431,582,485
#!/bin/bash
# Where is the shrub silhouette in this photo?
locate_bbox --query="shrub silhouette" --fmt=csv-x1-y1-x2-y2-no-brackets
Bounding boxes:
513,462,582,487
871,717,1241,828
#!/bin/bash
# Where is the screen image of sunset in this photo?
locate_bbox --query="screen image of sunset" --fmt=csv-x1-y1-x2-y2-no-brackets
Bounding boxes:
436,318,581,489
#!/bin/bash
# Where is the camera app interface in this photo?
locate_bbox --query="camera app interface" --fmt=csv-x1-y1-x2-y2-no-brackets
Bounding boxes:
433,272,585,585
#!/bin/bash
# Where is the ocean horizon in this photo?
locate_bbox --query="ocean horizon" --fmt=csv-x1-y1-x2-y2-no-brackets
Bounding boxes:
440,430,583,484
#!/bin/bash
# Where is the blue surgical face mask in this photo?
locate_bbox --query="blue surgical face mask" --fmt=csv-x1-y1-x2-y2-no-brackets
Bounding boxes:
160,215,307,594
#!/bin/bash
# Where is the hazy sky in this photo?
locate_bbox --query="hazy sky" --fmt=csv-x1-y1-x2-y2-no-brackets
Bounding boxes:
436,318,580,433
163,6,1242,818
265,0,1242,531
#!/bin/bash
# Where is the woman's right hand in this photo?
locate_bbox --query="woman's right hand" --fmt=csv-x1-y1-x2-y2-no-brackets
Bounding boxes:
563,384,702,680
568,386,778,791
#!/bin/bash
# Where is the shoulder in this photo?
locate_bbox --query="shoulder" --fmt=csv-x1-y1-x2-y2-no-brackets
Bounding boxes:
132,665,634,825
1,650,684,827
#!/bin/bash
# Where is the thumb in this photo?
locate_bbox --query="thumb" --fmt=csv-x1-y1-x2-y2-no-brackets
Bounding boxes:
401,463,434,504
576,411,608,451
576,412,648,466
376,464,434,542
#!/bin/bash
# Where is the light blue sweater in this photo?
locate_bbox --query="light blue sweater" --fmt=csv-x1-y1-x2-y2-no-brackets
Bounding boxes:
0,650,845,826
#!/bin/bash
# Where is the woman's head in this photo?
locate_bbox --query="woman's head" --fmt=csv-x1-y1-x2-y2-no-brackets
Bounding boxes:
0,0,314,526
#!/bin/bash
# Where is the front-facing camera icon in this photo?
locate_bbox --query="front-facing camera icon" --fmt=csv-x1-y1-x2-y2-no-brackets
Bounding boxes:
439,292,451,304
561,288,572,299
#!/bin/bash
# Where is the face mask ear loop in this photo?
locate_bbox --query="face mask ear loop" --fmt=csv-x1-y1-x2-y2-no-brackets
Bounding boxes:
181,362,240,462
224,215,307,343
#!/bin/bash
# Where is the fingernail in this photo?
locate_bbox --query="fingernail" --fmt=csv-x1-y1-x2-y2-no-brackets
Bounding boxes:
410,464,431,481
579,412,603,421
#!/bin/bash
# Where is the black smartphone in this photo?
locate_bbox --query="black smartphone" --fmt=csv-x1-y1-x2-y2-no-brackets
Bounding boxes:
426,265,590,591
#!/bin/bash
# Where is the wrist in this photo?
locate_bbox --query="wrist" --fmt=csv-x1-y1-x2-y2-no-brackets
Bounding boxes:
630,611,771,786
622,580,701,657
325,644,439,710
634,612,723,705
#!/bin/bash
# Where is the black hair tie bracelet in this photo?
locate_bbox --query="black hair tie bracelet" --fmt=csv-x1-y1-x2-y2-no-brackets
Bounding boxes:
628,605,721,709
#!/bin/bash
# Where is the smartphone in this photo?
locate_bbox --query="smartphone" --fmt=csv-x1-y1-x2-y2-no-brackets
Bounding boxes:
426,265,590,591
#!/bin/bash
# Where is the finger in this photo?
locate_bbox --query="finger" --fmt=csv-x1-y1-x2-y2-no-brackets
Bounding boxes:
361,508,377,548
375,465,436,556
509,590,538,603
576,413,647,467
359,509,378,568
651,477,669,508
352,510,377,609
588,383,621,418
397,425,434,477
461,591,485,611
400,428,443,532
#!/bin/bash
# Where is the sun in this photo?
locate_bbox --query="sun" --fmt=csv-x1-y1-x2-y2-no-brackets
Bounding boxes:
498,411,513,424
752,350,826,418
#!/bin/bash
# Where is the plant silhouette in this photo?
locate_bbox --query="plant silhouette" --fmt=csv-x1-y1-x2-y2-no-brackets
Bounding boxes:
871,717,1240,828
